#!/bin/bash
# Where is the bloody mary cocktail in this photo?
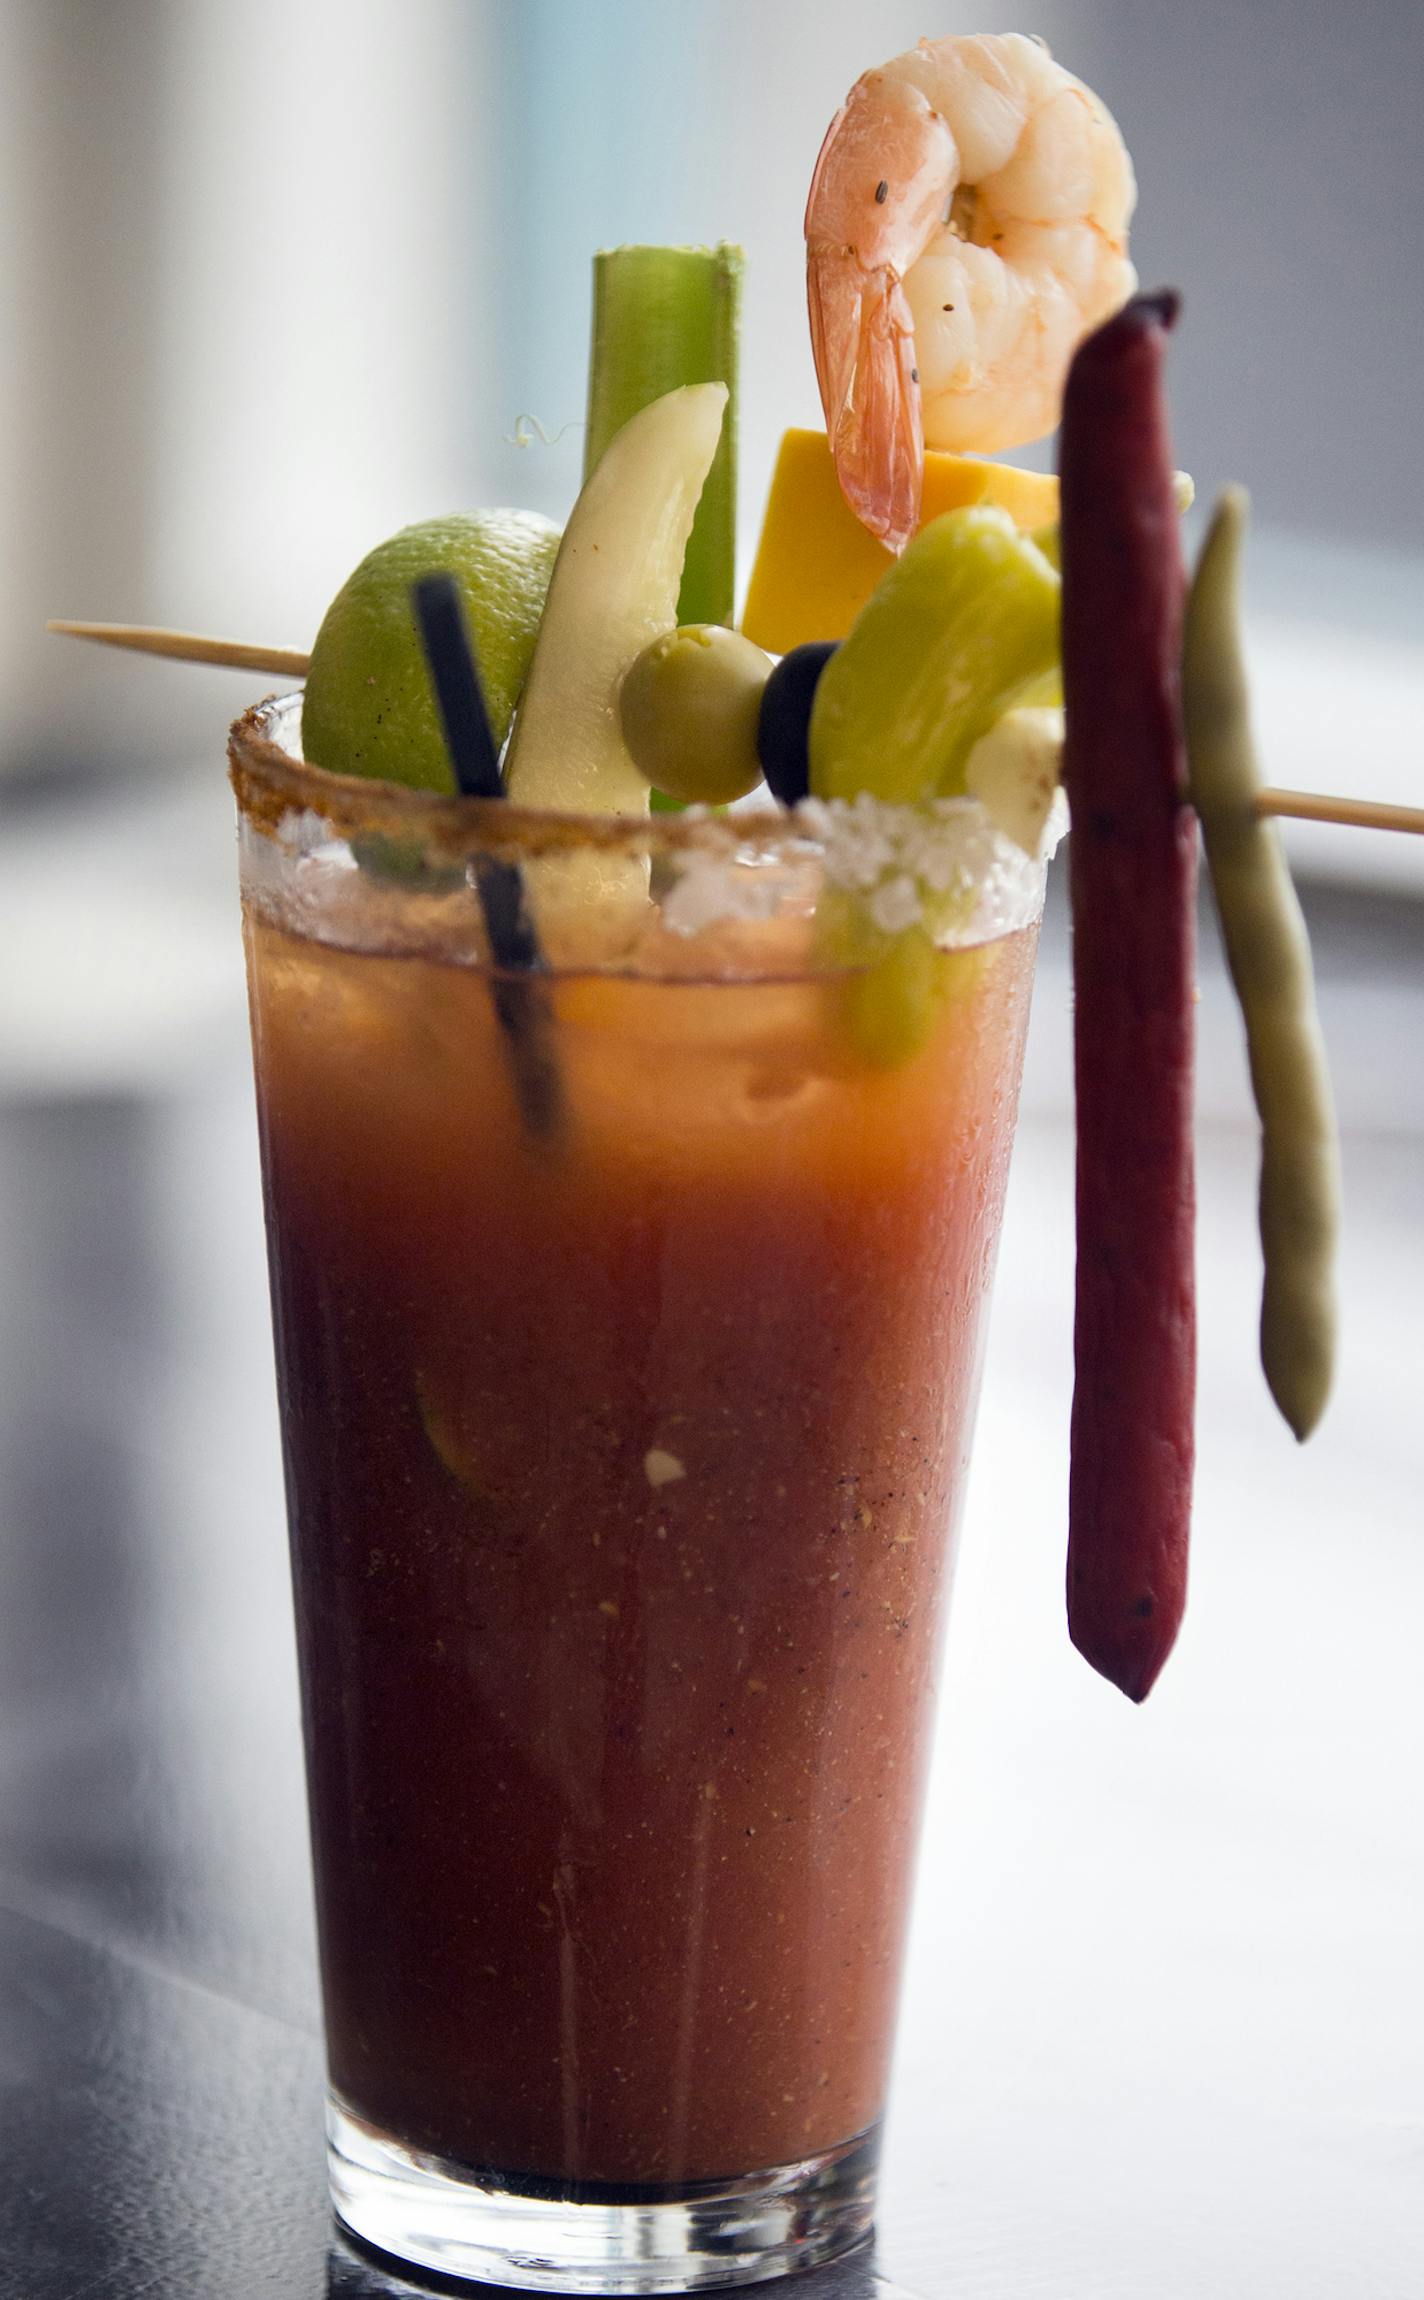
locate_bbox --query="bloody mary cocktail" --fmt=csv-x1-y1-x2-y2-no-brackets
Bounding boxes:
232,702,1044,2287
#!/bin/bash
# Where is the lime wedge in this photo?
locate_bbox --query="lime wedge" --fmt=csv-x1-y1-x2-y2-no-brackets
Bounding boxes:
808,506,1060,805
302,510,560,791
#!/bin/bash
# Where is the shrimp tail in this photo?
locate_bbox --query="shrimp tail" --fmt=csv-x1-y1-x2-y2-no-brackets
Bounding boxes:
807,244,924,556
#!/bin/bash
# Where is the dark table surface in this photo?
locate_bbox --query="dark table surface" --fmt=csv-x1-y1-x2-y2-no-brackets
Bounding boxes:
2,779,1421,2299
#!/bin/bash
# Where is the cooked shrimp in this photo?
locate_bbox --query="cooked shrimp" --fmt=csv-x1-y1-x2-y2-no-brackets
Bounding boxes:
806,33,1136,550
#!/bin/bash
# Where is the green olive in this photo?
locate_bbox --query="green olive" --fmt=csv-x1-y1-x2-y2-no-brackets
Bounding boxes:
620,624,770,805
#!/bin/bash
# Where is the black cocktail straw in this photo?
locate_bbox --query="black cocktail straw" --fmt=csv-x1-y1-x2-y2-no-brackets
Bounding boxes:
412,574,563,1141
412,574,506,799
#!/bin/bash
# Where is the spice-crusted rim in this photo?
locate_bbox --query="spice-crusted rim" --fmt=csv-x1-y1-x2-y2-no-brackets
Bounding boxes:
229,697,805,863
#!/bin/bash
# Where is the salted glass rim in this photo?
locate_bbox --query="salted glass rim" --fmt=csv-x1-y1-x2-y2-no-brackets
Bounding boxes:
230,693,823,864
229,691,1058,891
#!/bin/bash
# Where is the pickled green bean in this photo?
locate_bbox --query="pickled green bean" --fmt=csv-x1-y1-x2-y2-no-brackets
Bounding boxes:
1184,488,1340,1439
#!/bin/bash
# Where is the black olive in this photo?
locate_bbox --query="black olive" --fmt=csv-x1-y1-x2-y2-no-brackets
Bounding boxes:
756,642,838,807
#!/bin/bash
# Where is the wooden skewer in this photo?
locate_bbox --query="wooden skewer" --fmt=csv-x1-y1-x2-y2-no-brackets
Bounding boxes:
43,620,1424,838
46,620,309,677
1255,785,1424,838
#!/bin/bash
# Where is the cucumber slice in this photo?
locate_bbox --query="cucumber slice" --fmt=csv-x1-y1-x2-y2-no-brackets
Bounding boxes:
503,383,727,815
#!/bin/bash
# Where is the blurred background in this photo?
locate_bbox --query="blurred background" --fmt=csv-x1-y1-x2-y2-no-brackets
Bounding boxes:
3,0,1421,1088
1,8,1421,2295
2,0,1423,851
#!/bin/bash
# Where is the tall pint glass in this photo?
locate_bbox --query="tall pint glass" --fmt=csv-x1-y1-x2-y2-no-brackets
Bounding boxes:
230,695,1044,2292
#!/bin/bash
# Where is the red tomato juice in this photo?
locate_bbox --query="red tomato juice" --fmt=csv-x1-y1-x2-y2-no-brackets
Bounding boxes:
244,907,1035,2187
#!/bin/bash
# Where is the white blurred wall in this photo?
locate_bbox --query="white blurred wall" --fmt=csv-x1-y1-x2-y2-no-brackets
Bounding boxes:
2,0,480,775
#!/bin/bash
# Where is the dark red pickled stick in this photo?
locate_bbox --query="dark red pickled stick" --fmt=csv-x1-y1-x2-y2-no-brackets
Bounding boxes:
1059,290,1197,1702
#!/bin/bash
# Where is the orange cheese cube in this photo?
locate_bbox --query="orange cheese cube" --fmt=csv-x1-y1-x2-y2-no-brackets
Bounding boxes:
741,429,1059,655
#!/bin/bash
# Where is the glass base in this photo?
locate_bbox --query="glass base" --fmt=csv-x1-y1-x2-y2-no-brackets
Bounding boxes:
327,2096,879,2293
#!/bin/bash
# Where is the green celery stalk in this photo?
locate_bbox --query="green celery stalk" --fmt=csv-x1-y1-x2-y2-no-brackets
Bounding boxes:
584,243,742,630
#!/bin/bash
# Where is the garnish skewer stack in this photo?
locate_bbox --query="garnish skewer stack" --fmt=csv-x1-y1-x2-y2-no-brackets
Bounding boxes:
45,618,1424,839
